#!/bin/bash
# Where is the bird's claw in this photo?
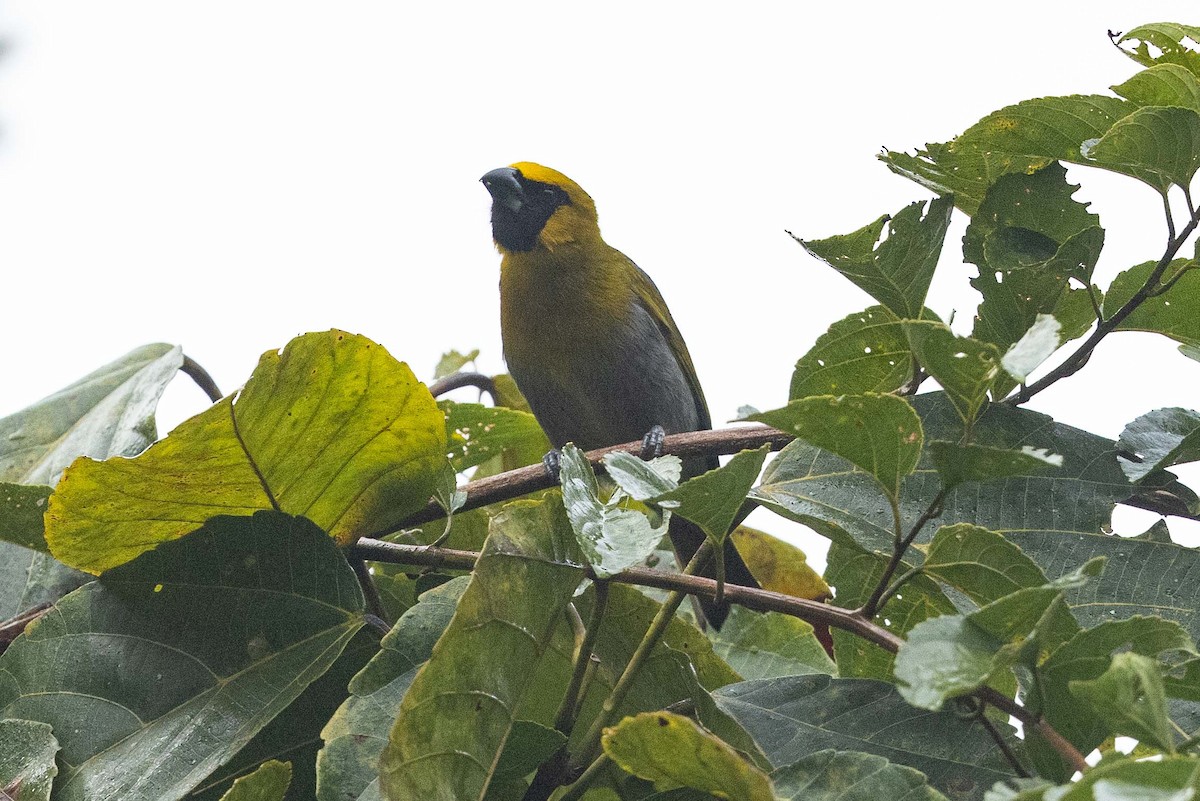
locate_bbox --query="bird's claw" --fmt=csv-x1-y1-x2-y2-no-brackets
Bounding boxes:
542,448,563,481
640,425,666,461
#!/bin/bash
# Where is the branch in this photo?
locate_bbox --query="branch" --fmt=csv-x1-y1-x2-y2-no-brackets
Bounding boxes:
428,371,498,402
367,425,793,537
1006,200,1200,405
350,535,1089,776
180,356,223,402
860,489,945,619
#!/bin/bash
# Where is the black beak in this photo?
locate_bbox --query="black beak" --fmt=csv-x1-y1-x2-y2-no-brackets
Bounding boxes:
480,167,525,214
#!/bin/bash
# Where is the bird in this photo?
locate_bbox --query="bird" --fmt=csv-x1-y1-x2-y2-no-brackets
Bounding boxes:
480,161,758,627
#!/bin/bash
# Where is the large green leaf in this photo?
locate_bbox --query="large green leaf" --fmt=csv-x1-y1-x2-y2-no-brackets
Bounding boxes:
0,719,58,801
796,197,952,320
0,511,364,801
770,750,947,801
749,394,922,503
190,628,377,801
1104,259,1200,348
0,343,182,485
880,142,1052,217
790,306,915,400
0,344,183,616
378,500,586,801
601,712,774,800
714,675,1020,801
317,577,468,801
46,331,447,574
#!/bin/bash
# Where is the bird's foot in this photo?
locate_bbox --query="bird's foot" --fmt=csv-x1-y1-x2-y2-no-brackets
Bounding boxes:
640,425,666,461
542,448,563,481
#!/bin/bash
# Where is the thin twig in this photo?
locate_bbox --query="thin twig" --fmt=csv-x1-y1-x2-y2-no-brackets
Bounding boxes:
0,603,51,654
554,754,612,801
428,371,498,402
351,558,389,627
180,356,223,402
860,490,945,619
970,699,1032,778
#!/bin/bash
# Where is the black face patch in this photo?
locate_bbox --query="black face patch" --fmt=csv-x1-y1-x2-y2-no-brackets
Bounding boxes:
485,170,571,252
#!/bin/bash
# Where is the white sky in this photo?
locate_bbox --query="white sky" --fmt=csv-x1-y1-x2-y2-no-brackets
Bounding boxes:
2,3,1198,566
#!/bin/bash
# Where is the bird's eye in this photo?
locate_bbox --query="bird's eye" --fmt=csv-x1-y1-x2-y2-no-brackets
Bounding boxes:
543,188,557,196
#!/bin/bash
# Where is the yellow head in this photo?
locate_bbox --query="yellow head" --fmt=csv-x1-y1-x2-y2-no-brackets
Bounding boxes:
480,162,601,253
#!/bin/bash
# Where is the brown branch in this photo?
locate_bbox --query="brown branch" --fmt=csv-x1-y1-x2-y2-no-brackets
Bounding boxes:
180,356,223,402
366,425,794,537
350,535,1089,775
429,371,498,402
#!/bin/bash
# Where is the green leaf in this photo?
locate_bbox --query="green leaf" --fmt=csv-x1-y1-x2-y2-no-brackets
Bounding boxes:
190,627,377,801
0,484,52,553
218,760,292,801
602,452,682,501
651,446,770,543
902,322,1001,425
1002,314,1063,383
0,511,364,801
1112,65,1200,111
0,719,58,801
378,499,586,801
1070,652,1176,754
1030,617,1195,780
433,348,480,379
0,343,182,485
0,344,183,615
493,720,567,783
602,712,774,800
895,560,1097,711
770,750,948,801
880,142,1052,217
918,523,1049,606
1118,407,1200,482
714,675,1020,801
1083,105,1200,193
560,444,667,578
708,606,836,679
443,401,548,473
1118,24,1200,78
791,306,915,400
1057,755,1200,801
1104,259,1200,346
749,394,922,502
46,331,447,573
796,196,953,319
928,441,1062,490
317,578,468,801
893,614,1009,710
